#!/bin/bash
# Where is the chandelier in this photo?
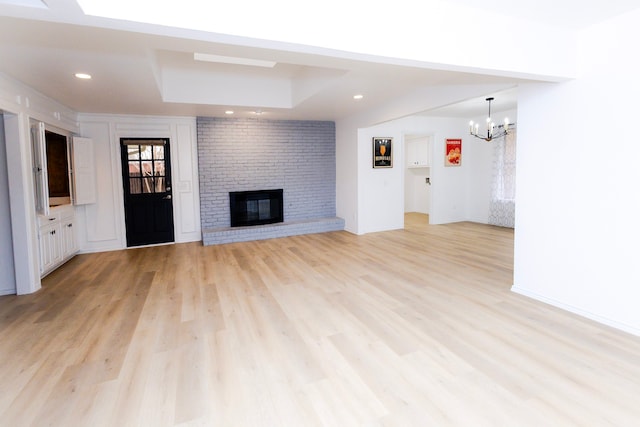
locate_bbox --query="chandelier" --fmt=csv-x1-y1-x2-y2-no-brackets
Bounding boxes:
468,97,514,142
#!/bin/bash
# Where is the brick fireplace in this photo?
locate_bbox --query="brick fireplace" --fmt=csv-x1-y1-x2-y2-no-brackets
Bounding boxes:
197,117,344,245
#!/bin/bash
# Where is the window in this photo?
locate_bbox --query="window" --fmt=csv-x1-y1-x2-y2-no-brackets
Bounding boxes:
123,140,167,194
488,131,517,228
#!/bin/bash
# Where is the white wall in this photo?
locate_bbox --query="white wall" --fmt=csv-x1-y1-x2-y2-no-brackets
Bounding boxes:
0,113,16,295
465,133,493,223
428,119,472,226
355,116,477,234
358,124,405,234
78,114,201,253
512,8,640,335
336,117,359,233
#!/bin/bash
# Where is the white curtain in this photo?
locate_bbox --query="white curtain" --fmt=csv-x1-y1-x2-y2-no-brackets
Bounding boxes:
488,130,516,228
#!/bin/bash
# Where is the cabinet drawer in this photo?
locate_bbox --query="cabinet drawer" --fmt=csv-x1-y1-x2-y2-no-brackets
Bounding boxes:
38,205,74,226
38,213,60,227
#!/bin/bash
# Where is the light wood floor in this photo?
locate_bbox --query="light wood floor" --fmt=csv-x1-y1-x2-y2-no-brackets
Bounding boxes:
2,213,640,426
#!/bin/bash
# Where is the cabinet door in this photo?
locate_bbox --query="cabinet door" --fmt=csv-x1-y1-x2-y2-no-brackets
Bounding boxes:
38,226,52,274
61,219,77,257
39,223,61,274
418,140,429,166
406,140,418,166
31,121,50,216
406,137,430,167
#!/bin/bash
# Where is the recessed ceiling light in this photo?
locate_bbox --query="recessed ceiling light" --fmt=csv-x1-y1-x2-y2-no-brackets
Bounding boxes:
252,110,265,115
225,110,234,115
75,73,92,79
353,94,364,100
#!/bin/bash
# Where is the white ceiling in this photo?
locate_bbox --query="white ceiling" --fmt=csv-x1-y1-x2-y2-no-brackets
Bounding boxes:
442,0,640,28
0,0,637,121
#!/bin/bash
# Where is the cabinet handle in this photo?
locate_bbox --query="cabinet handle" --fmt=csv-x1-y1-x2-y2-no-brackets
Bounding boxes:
68,224,73,228
49,217,56,221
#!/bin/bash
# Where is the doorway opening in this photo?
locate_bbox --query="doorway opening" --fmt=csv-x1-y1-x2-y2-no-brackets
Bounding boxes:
403,134,432,226
120,138,174,247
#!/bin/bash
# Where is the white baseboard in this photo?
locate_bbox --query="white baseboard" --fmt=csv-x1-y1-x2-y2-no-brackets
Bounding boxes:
511,285,640,337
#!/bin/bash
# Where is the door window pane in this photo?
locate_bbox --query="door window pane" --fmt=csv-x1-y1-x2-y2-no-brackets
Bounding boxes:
141,161,153,177
142,177,154,193
153,145,165,160
130,178,142,194
140,145,152,160
128,146,140,160
154,160,165,177
155,176,166,192
128,161,141,178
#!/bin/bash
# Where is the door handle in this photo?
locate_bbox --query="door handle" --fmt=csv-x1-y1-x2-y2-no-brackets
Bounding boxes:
163,195,172,200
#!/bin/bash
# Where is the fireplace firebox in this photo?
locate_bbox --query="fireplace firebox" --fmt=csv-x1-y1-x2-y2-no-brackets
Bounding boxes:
229,189,283,227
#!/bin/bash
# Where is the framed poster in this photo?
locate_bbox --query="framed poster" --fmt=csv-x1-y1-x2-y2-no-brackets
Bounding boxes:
373,137,393,168
445,138,462,167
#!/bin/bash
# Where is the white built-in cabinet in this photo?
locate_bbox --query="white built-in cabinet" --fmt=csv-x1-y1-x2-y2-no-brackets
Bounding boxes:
406,136,430,168
37,205,78,276
31,120,96,276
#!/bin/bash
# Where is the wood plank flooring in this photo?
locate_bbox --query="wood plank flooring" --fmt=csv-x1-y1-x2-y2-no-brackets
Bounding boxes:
2,213,640,426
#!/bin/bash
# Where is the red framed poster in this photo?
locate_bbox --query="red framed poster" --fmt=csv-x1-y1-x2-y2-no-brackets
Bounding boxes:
445,138,462,166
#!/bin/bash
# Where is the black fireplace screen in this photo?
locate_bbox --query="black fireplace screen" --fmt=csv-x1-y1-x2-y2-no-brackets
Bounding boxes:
229,189,283,227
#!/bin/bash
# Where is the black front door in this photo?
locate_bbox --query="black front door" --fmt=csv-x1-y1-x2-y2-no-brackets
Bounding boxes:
120,138,174,247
